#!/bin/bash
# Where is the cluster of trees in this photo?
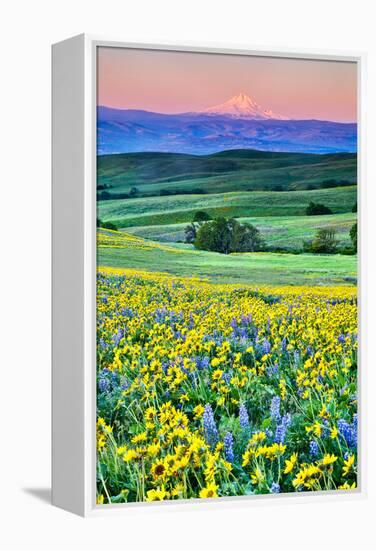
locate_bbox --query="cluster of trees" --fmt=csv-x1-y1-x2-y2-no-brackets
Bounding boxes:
303,222,357,254
185,214,264,254
97,219,118,231
185,211,357,256
98,186,140,201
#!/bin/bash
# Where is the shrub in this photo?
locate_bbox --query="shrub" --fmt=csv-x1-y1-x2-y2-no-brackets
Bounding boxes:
99,221,118,231
306,201,333,216
309,228,338,254
193,211,212,222
184,223,197,244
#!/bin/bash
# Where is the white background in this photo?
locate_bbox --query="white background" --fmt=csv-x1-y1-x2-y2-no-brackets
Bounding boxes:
1,1,375,548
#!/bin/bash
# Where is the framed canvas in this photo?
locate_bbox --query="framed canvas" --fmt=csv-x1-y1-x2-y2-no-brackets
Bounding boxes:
52,35,366,516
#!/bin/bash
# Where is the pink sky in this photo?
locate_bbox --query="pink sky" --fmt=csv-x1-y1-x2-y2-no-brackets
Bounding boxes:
97,47,357,123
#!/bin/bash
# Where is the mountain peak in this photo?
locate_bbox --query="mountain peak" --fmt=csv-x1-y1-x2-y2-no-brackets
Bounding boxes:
199,92,289,120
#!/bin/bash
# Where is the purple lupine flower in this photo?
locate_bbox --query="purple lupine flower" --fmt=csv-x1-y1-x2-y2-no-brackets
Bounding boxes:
262,340,271,354
274,413,291,444
224,432,234,463
338,417,357,448
309,440,319,457
266,363,279,377
203,404,218,447
113,328,124,346
98,378,109,393
270,396,281,421
239,403,250,430
222,372,232,384
270,482,280,494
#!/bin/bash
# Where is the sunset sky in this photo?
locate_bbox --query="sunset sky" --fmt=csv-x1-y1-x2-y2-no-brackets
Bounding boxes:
97,47,357,123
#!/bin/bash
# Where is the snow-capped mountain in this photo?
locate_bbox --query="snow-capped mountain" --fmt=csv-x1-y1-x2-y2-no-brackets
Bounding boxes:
199,92,289,120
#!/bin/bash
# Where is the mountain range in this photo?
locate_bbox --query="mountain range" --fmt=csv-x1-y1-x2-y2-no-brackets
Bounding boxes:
97,92,357,156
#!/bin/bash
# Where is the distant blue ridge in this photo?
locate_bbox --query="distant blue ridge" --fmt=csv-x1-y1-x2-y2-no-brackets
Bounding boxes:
97,107,357,156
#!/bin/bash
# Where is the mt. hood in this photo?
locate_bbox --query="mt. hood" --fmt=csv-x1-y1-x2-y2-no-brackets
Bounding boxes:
198,92,289,120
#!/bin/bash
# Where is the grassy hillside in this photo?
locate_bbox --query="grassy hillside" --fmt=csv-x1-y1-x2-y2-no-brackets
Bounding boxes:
97,149,356,197
98,229,356,286
98,186,357,228
125,212,356,250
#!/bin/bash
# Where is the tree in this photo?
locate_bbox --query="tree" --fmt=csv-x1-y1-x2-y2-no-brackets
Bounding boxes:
194,217,264,254
350,222,357,252
194,217,232,254
129,186,139,198
184,223,197,244
306,202,333,216
352,202,357,213
193,210,212,222
230,220,264,252
310,228,338,253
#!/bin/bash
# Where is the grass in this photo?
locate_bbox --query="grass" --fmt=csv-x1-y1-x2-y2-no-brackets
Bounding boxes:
97,229,357,286
97,149,356,197
98,186,356,228
125,212,356,250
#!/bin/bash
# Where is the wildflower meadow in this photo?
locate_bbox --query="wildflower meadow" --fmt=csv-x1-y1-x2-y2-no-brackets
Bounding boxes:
96,268,357,503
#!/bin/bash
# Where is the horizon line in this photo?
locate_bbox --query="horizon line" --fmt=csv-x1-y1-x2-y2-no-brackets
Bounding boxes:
97,104,357,124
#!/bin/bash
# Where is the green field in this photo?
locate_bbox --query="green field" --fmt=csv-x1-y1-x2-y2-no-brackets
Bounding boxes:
98,186,356,228
125,212,356,250
97,149,356,197
97,148,357,286
98,229,357,286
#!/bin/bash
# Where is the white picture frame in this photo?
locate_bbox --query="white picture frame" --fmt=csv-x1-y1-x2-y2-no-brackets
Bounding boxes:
52,34,366,517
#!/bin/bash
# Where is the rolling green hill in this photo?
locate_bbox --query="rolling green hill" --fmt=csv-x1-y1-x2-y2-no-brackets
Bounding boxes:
97,149,356,198
125,212,356,250
98,186,357,228
97,229,357,286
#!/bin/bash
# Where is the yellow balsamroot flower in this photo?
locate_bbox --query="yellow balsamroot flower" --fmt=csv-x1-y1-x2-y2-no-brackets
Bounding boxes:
151,459,168,480
251,467,264,485
170,483,184,498
284,453,298,474
330,426,339,439
146,486,168,502
123,449,138,462
305,421,322,438
199,483,219,498
212,369,224,381
256,443,286,460
339,481,357,490
96,417,112,450
144,406,157,422
131,431,147,444
193,404,205,419
342,454,355,476
279,378,287,400
320,454,338,467
250,431,267,446
293,464,322,490
147,442,161,458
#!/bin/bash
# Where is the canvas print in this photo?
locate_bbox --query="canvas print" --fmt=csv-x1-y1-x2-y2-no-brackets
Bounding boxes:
96,47,358,504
